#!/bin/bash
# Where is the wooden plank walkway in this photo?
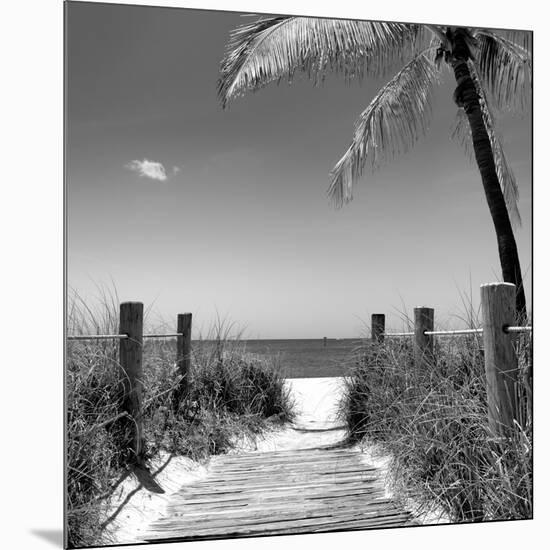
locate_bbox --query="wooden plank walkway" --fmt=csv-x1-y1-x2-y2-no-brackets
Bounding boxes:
143,446,415,542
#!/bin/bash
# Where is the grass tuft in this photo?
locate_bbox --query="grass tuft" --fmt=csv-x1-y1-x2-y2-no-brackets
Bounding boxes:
339,333,532,522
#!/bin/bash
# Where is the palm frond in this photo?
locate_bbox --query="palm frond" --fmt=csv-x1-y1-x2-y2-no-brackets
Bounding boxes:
218,16,423,107
473,29,531,112
451,62,522,226
500,29,532,53
328,48,440,207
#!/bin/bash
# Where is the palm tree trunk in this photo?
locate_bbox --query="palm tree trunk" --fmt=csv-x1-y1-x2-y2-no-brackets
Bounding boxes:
448,34,527,318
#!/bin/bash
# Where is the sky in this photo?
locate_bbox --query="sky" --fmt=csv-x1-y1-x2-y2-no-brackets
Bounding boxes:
66,1,532,338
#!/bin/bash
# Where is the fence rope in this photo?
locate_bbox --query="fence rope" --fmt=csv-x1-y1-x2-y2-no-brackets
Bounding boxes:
143,333,182,339
384,326,532,337
425,328,483,336
68,327,532,341
68,333,183,341
504,326,532,334
67,334,128,341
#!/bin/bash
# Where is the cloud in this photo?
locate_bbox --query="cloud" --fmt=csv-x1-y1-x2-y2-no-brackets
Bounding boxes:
125,159,168,181
172,166,181,175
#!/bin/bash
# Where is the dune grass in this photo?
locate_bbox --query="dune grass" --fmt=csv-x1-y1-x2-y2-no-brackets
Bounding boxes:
339,331,532,523
66,292,295,548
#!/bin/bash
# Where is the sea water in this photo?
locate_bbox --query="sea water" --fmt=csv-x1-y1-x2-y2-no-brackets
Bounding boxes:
201,338,363,378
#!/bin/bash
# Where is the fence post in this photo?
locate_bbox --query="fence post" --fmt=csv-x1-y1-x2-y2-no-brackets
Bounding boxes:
371,314,385,343
119,302,144,461
480,282,518,436
414,307,434,368
176,313,193,403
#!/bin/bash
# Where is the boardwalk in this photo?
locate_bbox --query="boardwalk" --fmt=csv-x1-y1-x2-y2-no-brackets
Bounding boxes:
141,378,415,542
143,446,414,542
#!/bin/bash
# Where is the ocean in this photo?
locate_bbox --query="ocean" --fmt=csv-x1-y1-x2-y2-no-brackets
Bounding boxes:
194,338,364,378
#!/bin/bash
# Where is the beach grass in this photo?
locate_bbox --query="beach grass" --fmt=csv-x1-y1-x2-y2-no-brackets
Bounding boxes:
66,291,295,548
339,331,532,522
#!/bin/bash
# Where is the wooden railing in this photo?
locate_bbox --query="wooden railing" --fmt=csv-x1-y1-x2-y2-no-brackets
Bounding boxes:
68,305,192,460
369,282,532,437
67,282,532,455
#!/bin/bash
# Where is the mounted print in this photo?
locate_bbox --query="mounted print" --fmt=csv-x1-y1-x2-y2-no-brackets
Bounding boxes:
65,0,533,548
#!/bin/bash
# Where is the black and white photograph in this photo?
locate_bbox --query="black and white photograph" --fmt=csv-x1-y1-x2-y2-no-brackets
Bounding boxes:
6,0,544,549
63,0,534,547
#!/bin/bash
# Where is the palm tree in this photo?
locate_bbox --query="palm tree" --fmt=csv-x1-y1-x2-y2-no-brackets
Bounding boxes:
217,18,531,316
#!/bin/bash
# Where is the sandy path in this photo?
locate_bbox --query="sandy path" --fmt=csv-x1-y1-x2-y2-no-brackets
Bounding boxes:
243,377,349,452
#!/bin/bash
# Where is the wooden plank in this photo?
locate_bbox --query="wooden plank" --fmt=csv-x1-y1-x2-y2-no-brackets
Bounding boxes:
164,494,387,514
207,468,365,477
204,468,375,479
161,500,401,522
217,448,360,459
165,493,395,511
215,456,363,468
167,486,384,509
208,463,368,476
165,494,388,513
153,505,404,528
222,447,359,456
198,474,378,486
145,513,413,541
213,461,364,470
218,451,360,461
216,452,361,463
183,468,379,483
174,478,381,496
206,462,370,476
149,512,409,536
199,468,379,483
147,511,412,539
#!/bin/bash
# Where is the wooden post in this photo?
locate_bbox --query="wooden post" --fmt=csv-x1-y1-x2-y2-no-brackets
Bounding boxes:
414,307,434,368
176,313,192,401
119,302,144,460
481,282,518,436
371,314,385,343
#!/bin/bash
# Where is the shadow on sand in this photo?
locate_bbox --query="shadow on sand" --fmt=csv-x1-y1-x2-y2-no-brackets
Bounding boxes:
101,454,172,528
